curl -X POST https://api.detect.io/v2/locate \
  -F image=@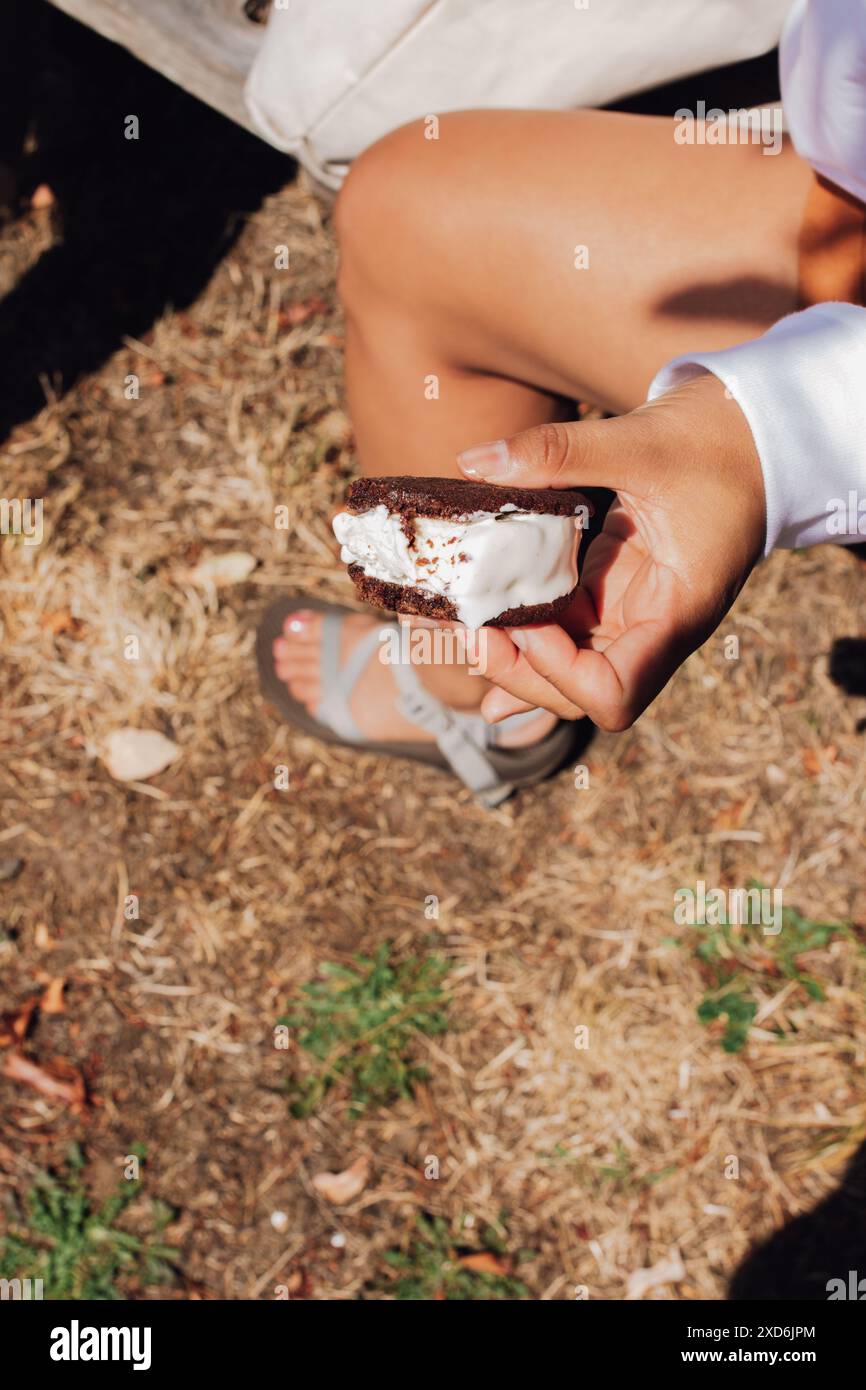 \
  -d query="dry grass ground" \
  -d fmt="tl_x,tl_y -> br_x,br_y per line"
1,6 -> 866,1301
